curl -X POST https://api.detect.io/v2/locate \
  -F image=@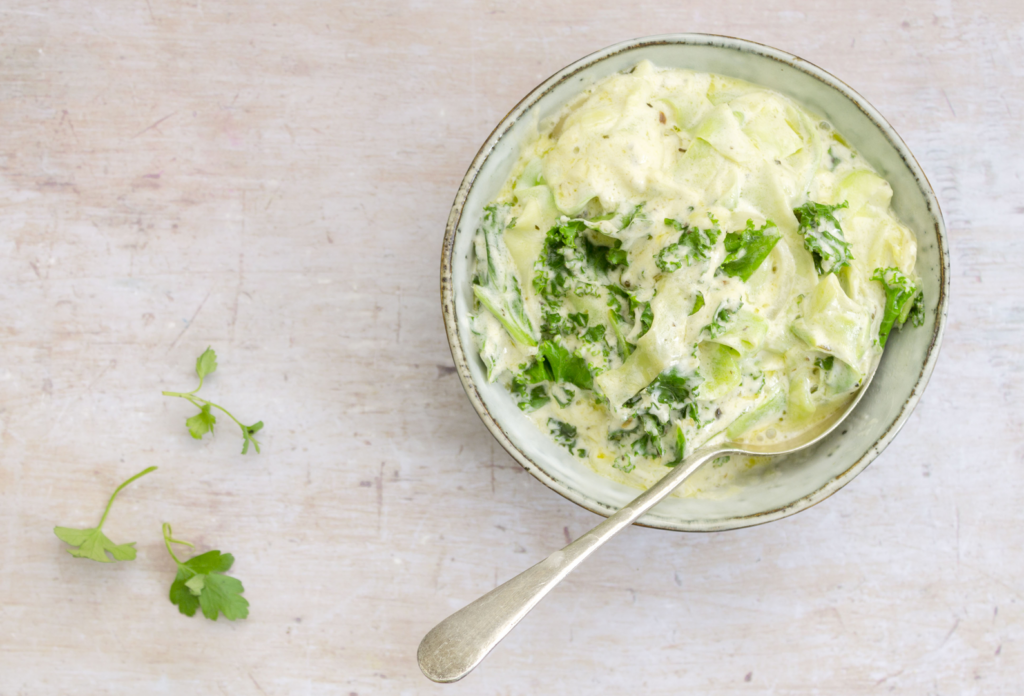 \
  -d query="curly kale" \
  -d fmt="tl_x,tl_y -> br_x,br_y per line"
793,200 -> 853,276
472,204 -> 537,346
718,219 -> 781,281
656,216 -> 721,272
871,267 -> 925,347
